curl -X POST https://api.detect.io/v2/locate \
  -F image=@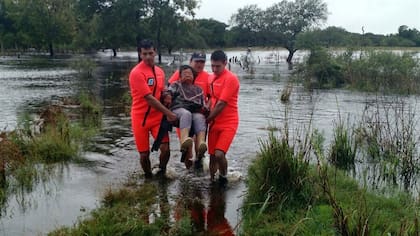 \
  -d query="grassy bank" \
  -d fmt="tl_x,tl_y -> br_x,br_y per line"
241,123 -> 420,235
242,160 -> 418,235
0,91 -> 101,194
